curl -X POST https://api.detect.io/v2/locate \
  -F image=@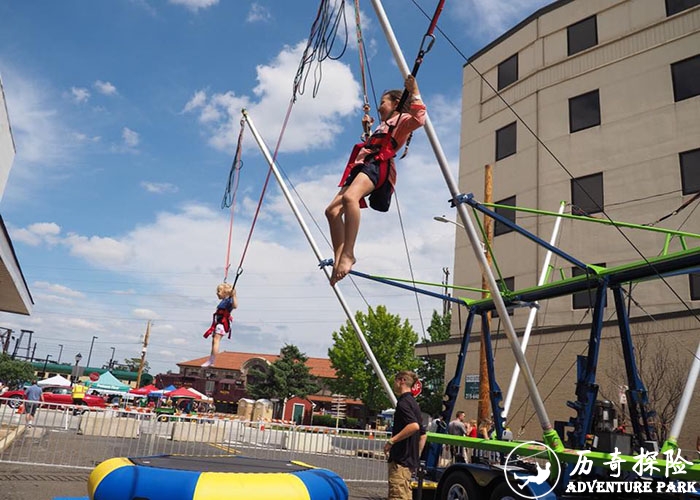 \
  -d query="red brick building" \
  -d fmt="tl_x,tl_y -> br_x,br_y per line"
155,350 -> 363,425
